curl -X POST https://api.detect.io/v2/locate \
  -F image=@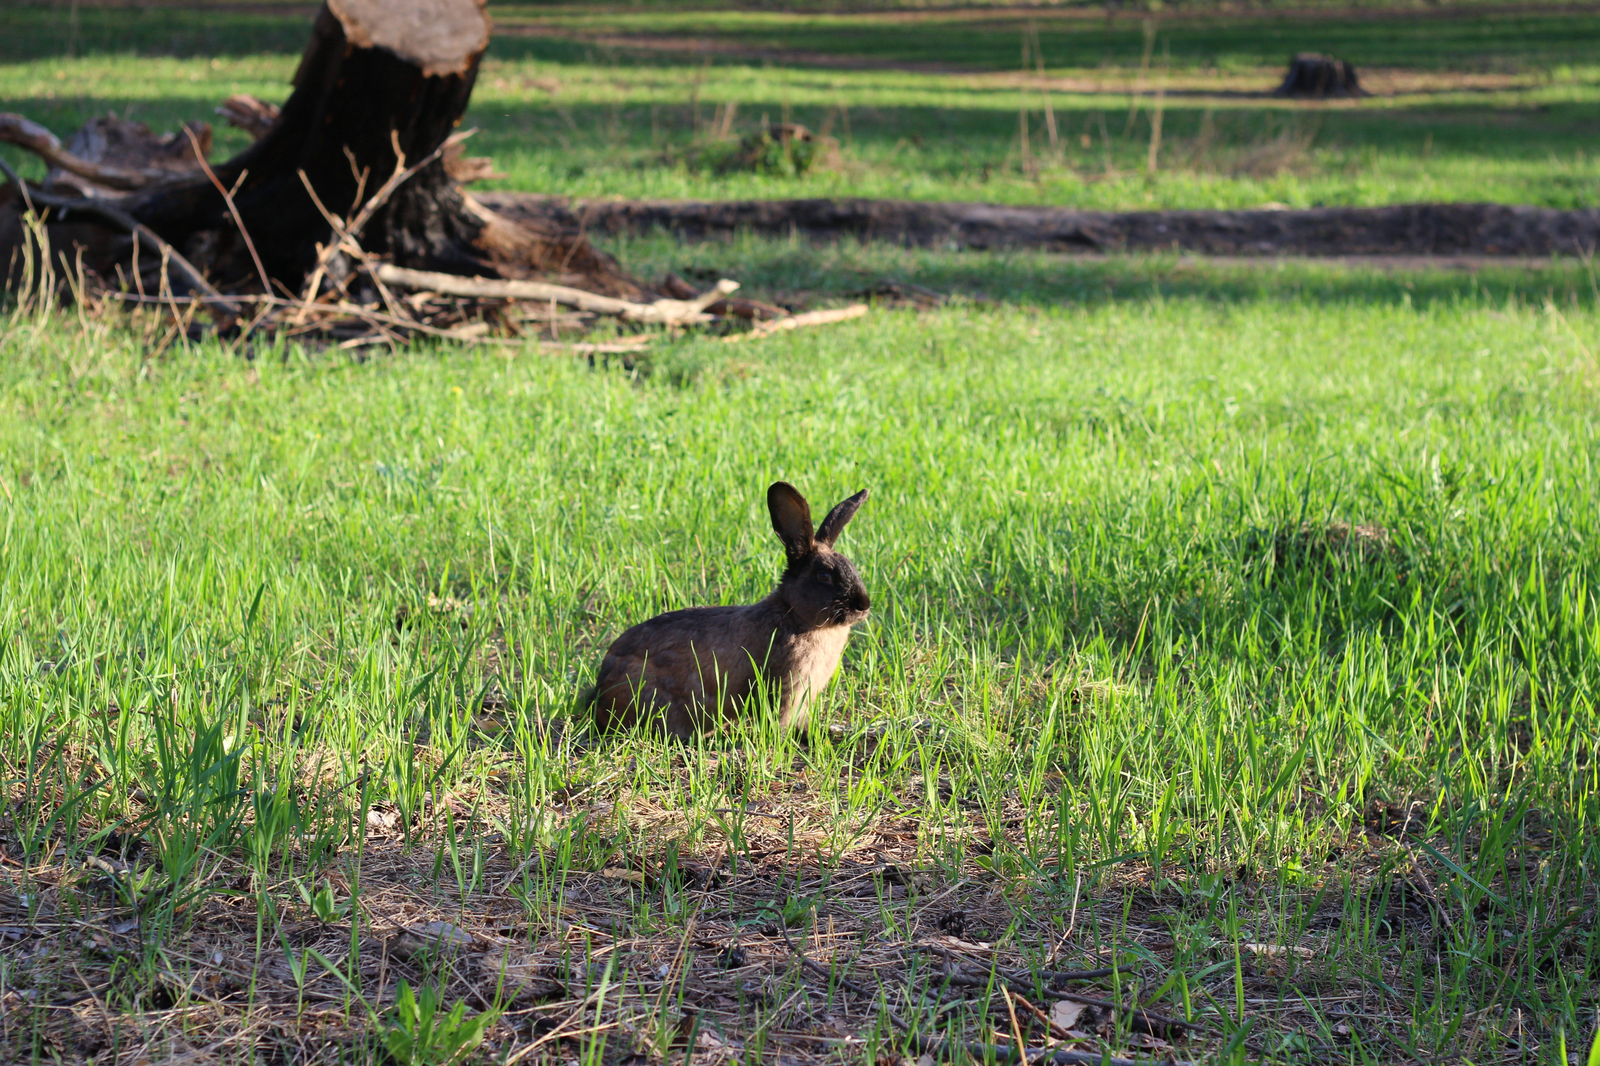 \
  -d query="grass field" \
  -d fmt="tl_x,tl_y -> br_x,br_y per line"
4,3 -> 1600,210
5,1 -> 1600,1063
3,245 -> 1600,1062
